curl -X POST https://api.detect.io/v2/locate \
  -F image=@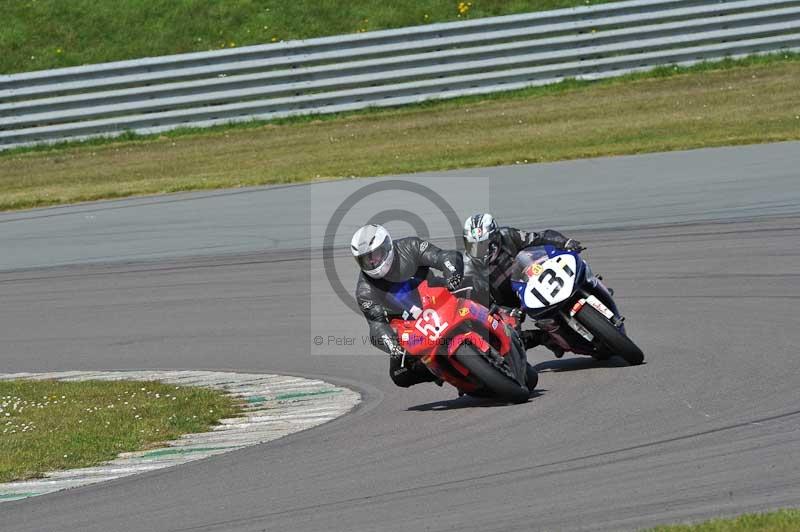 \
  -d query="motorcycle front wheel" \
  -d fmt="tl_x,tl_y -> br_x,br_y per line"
575,305 -> 644,365
454,344 -> 530,404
